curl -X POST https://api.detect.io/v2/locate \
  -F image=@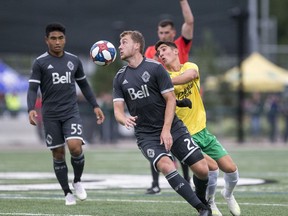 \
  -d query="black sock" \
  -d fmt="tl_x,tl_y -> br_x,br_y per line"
181,163 -> 190,182
71,152 -> 85,183
53,159 -> 70,195
193,174 -> 209,204
151,163 -> 159,187
165,170 -> 203,209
